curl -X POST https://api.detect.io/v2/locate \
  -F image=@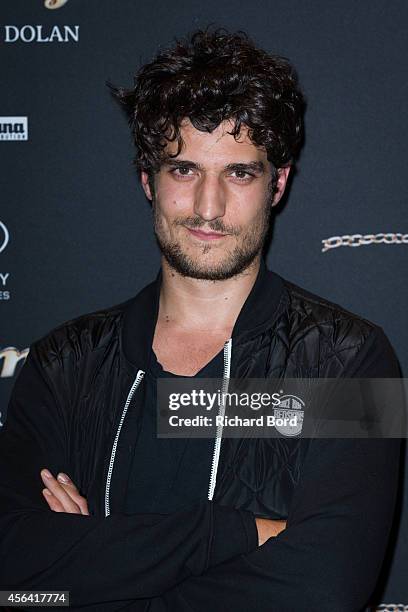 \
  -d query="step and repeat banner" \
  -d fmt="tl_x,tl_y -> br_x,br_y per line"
1,0 -> 407,609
